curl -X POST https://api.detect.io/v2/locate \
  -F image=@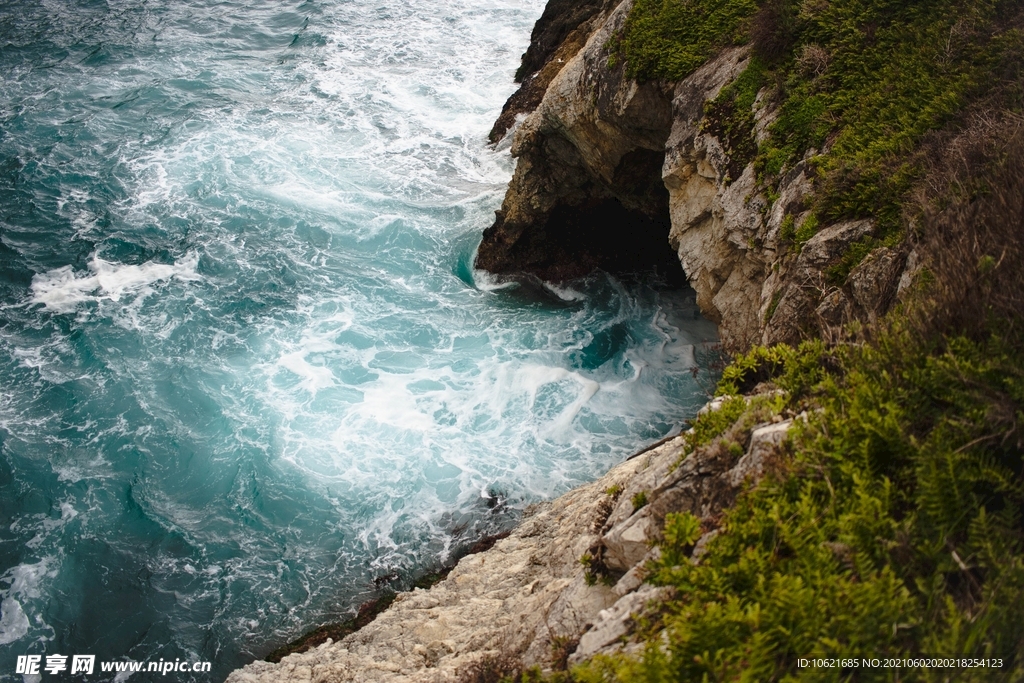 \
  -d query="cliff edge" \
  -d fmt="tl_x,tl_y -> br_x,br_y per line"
228,395 -> 790,682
